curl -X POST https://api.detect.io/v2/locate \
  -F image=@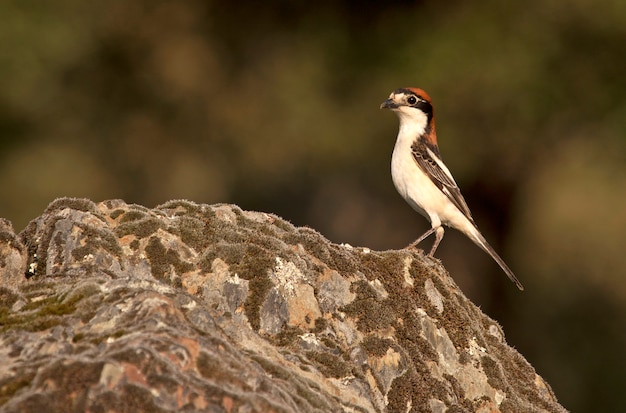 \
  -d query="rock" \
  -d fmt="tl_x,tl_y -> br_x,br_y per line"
0,198 -> 567,412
